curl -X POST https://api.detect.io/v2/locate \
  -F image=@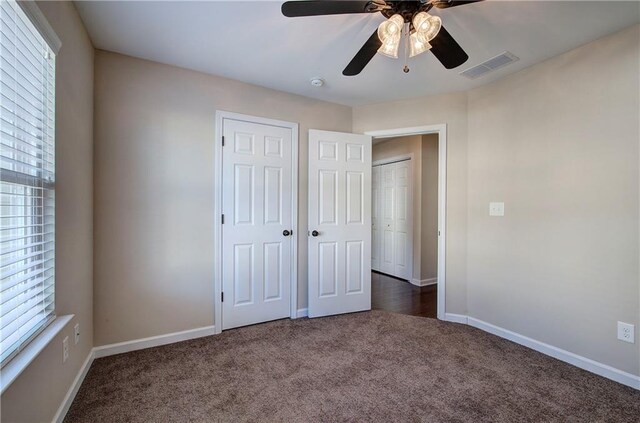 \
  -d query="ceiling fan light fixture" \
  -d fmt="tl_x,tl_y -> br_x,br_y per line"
377,14 -> 403,58
412,12 -> 442,42
409,32 -> 432,58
